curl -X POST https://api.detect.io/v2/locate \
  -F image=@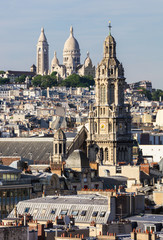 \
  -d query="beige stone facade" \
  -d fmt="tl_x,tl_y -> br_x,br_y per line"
99,165 -> 140,183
